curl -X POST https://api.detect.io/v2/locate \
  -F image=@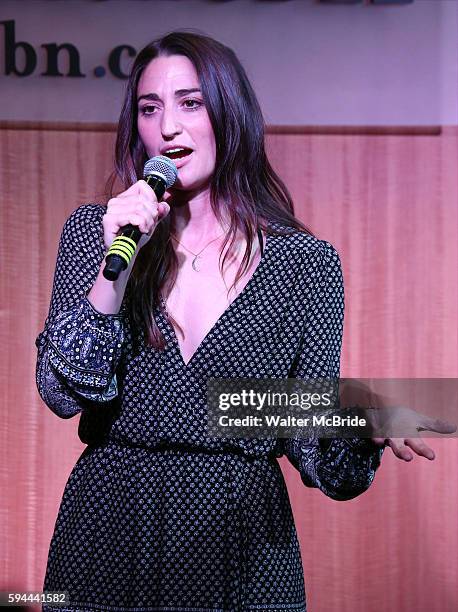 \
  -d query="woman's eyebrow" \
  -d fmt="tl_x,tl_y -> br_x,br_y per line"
137,88 -> 201,103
